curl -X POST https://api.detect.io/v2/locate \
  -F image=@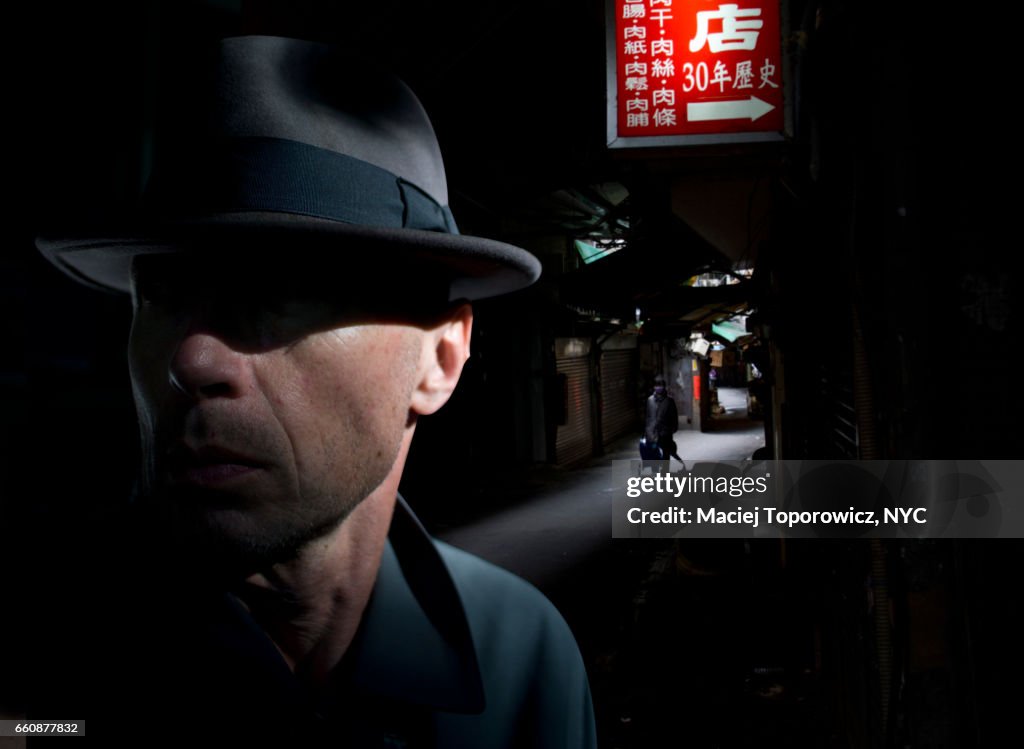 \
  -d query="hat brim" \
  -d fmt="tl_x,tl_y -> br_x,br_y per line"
36,212 -> 541,302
